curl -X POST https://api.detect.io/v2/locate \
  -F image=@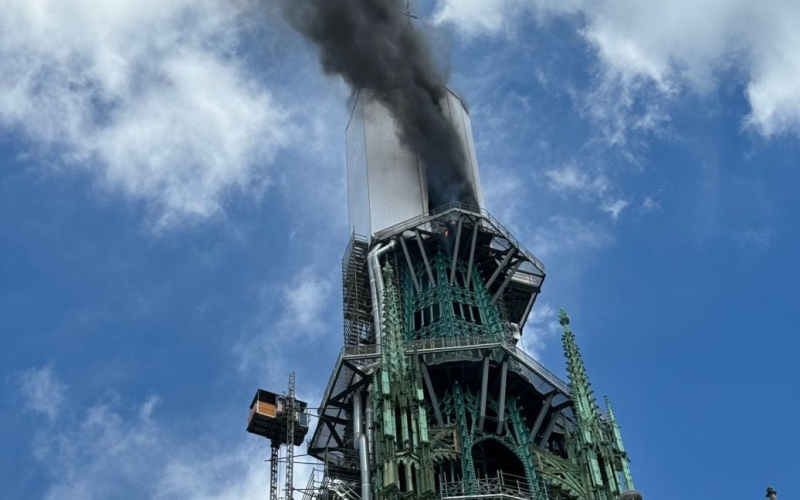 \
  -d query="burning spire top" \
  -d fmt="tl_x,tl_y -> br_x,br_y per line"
283,0 -> 478,209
